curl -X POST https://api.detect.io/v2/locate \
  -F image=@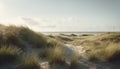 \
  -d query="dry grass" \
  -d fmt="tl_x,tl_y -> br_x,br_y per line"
57,35 -> 73,41
88,49 -> 98,61
47,38 -> 63,48
18,54 -> 40,69
48,34 -> 73,44
101,43 -> 120,61
88,43 -> 120,62
70,54 -> 79,68
39,48 -> 49,59
0,25 -> 70,68
0,25 -> 47,48
0,26 -> 24,48
72,32 -> 120,46
18,27 -> 47,48
70,32 -> 120,62
47,46 -> 66,64
0,45 -> 22,63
